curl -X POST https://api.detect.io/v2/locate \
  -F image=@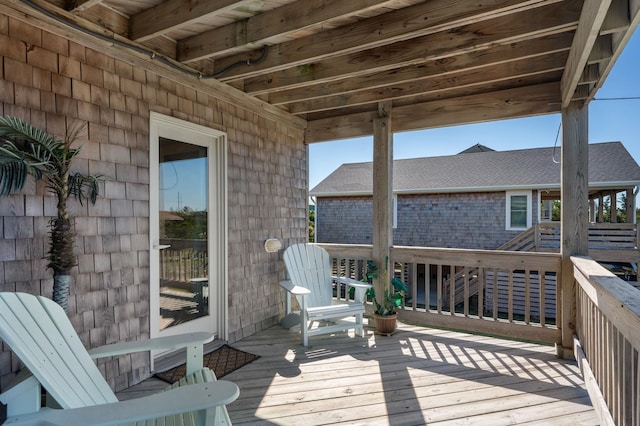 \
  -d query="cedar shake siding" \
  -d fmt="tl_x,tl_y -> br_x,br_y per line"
316,196 -> 374,244
317,192 -> 535,250
0,15 -> 306,392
